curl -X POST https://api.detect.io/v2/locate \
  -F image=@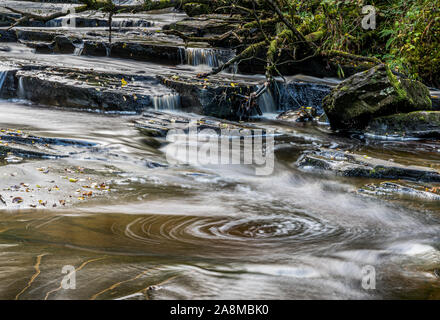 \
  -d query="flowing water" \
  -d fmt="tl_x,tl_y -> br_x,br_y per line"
0,99 -> 439,300
1,12 -> 440,299
152,93 -> 181,111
